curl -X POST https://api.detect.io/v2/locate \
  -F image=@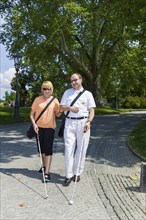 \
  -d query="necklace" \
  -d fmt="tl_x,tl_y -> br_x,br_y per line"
42,95 -> 50,100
